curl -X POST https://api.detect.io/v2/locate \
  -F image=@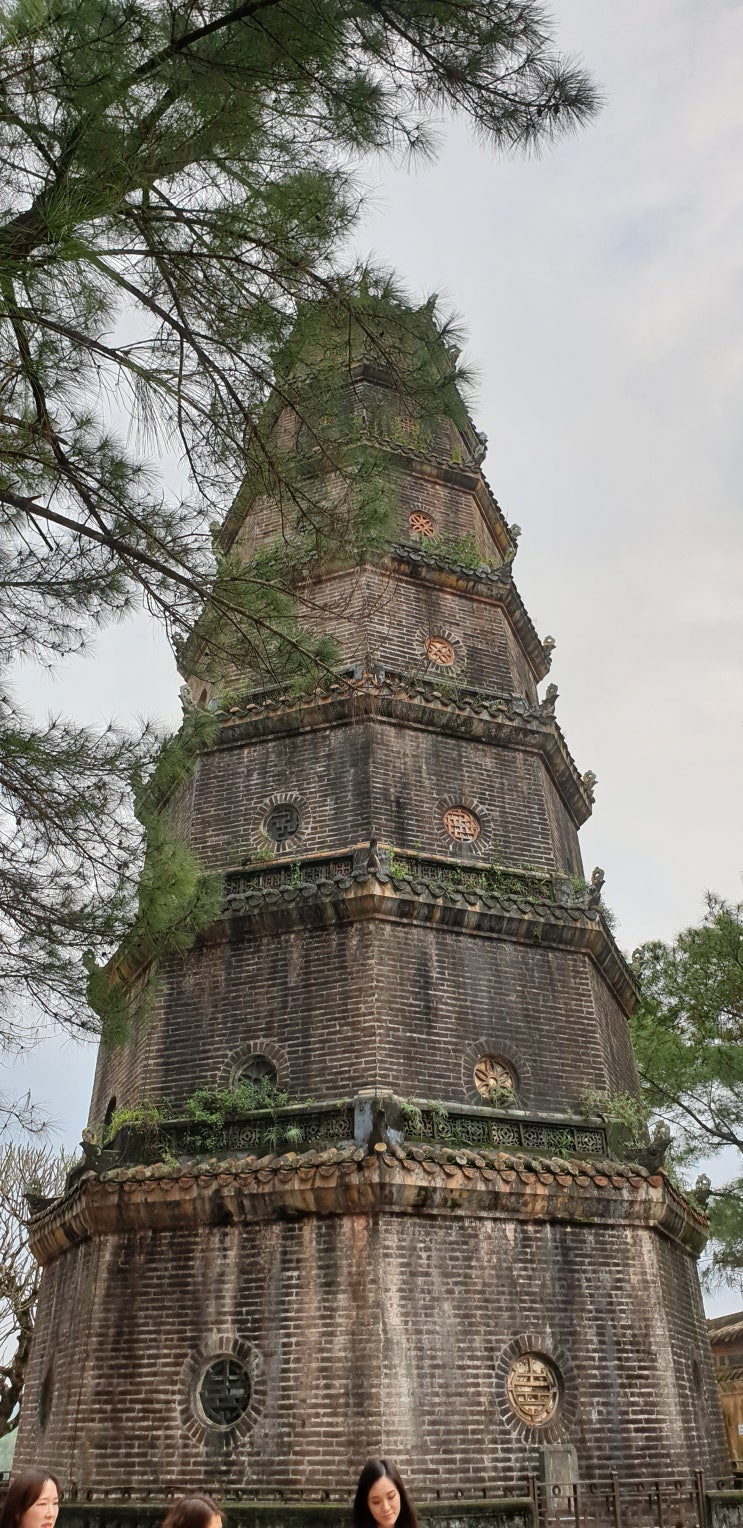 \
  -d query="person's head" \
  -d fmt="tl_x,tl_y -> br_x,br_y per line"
162,1496 -> 222,1528
0,1471 -> 60,1528
352,1460 -> 418,1528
